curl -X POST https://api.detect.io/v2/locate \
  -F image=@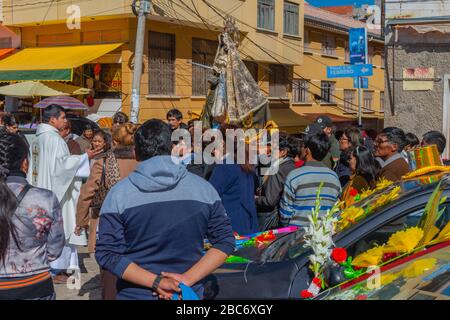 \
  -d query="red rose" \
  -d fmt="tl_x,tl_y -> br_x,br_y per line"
331,248 -> 348,264
301,290 -> 314,299
356,295 -> 367,300
312,277 -> 323,287
349,188 -> 359,197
